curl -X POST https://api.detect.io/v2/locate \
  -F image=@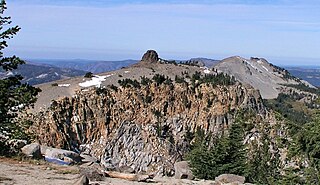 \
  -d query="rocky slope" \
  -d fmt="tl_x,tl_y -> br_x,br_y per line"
214,56 -> 315,99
